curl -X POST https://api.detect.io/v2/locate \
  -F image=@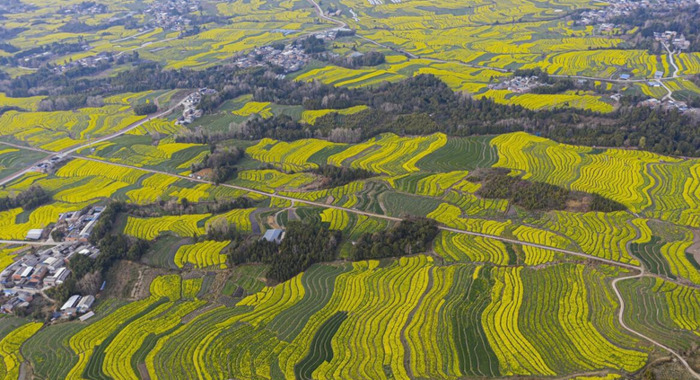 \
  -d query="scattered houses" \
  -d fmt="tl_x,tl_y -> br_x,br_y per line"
60,294 -> 81,311
52,52 -> 115,74
489,76 -> 542,93
144,0 -> 200,31
0,240 -> 101,316
176,88 -> 216,125
0,206 -> 105,316
654,31 -> 691,50
639,98 -> 690,112
29,155 -> 67,175
233,44 -> 310,73
577,0 -> 697,26
55,206 -> 105,243
76,295 -> 95,313
58,2 -> 108,15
